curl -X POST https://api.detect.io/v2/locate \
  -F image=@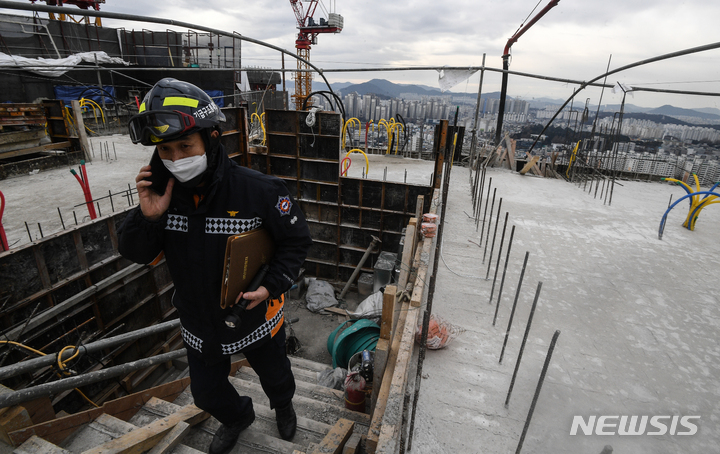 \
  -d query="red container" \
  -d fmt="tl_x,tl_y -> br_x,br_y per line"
344,372 -> 366,412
